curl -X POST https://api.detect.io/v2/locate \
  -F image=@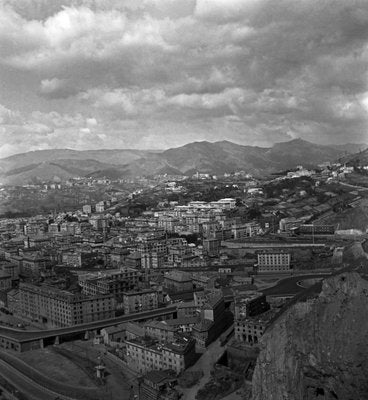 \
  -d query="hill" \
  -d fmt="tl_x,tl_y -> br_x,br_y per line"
1,159 -> 120,185
340,147 -> 368,167
252,272 -> 368,400
0,149 -> 151,174
0,149 -> 155,185
123,139 -> 362,176
0,139 -> 365,185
